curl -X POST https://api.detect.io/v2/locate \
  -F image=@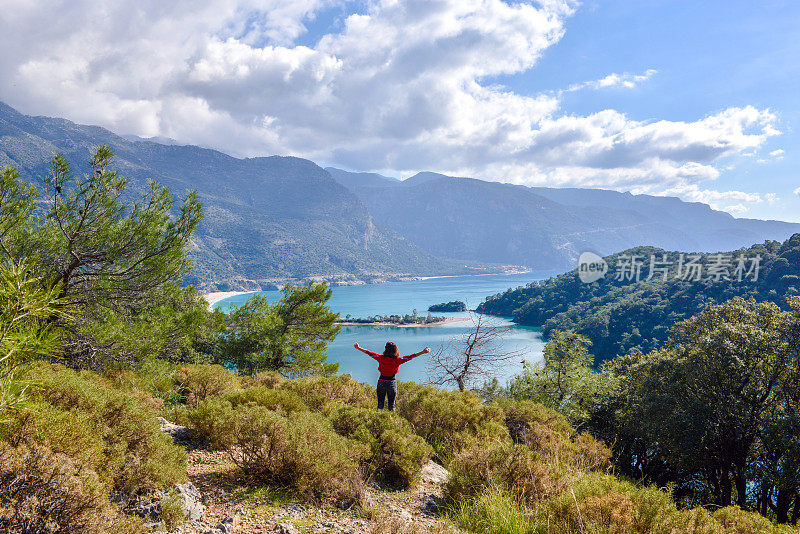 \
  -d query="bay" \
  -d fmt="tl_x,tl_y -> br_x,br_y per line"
213,271 -> 554,386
